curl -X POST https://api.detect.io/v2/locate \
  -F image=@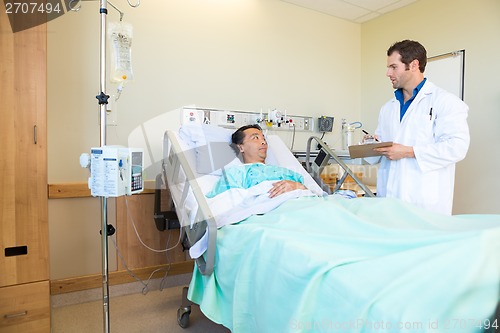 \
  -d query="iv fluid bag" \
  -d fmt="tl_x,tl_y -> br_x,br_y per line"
108,21 -> 134,83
